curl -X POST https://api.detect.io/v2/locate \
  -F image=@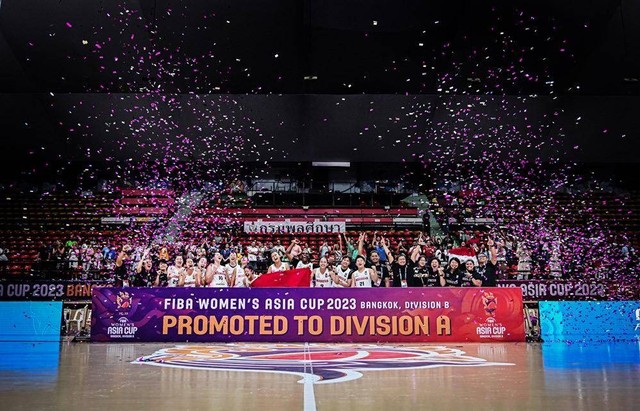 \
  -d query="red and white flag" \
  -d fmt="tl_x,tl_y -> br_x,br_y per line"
251,268 -> 312,288
447,247 -> 477,264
